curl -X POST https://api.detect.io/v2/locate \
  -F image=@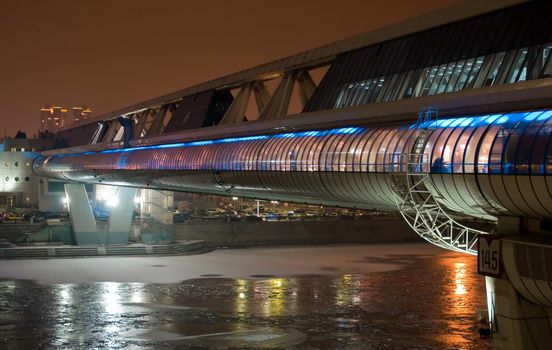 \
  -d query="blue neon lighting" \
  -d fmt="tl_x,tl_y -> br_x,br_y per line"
537,111 -> 552,121
524,111 -> 543,121
55,110 -> 552,160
